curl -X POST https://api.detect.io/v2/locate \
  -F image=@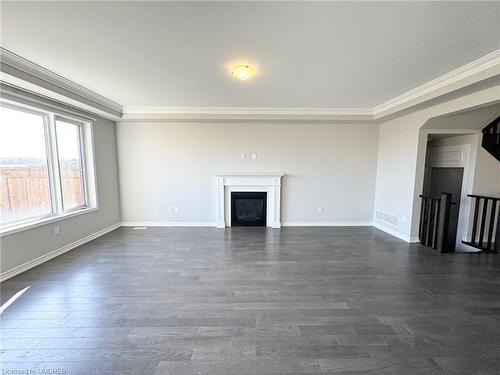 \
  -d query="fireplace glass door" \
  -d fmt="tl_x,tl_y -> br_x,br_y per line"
231,192 -> 267,226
